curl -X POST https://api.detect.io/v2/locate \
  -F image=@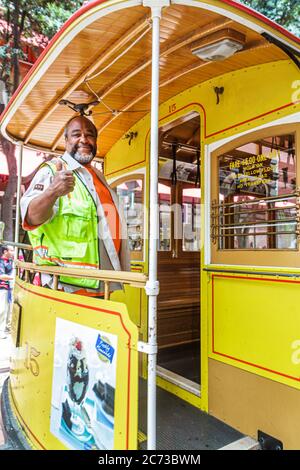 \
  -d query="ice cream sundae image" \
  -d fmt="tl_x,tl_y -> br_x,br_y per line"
61,337 -> 92,443
67,338 -> 89,404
